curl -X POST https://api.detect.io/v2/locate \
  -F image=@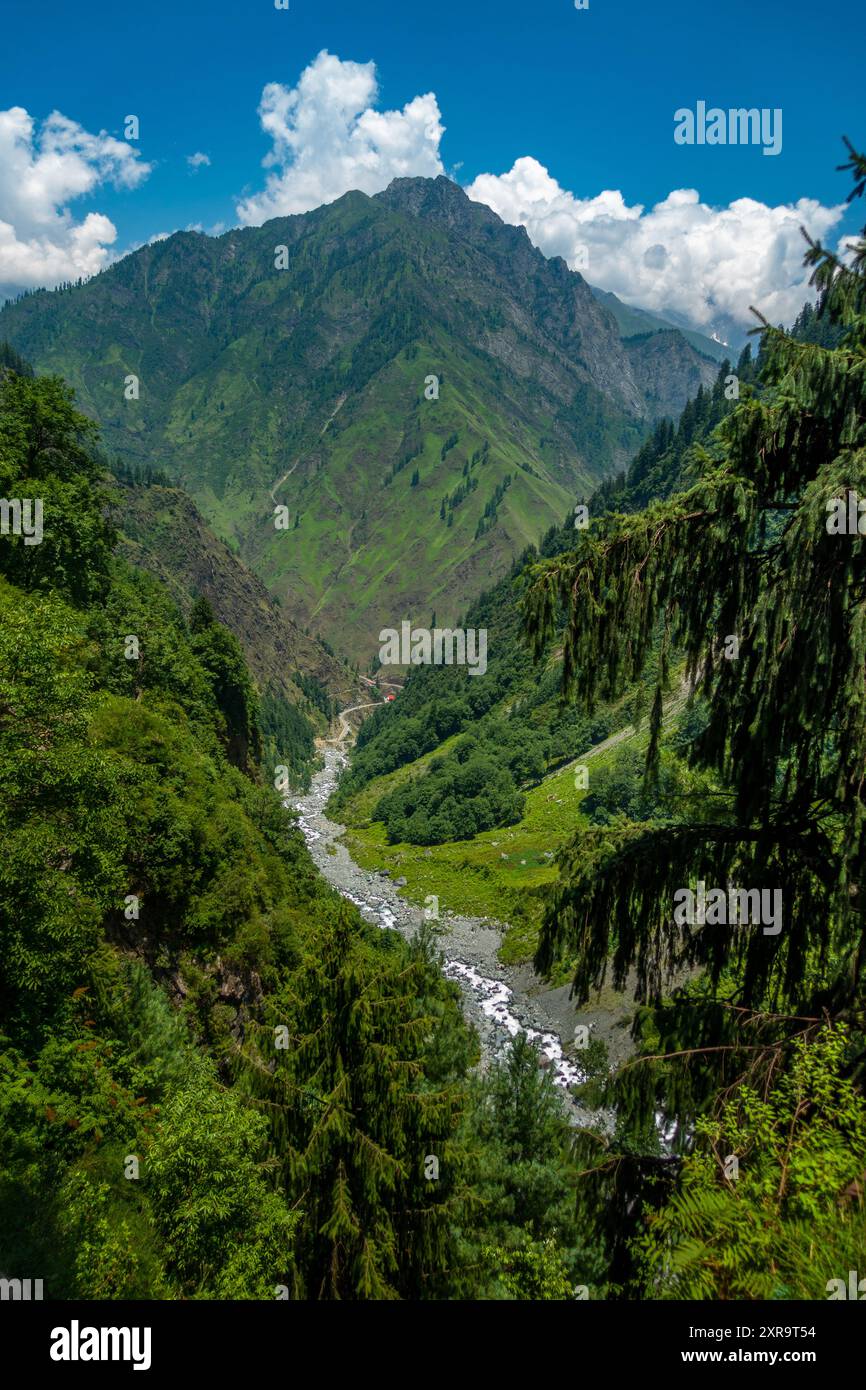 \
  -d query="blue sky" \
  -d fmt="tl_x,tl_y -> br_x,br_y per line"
2,0 -> 864,336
